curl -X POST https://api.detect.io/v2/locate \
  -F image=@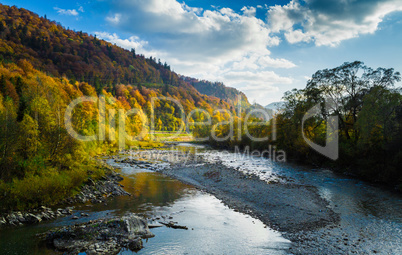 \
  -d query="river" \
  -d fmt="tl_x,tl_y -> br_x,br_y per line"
0,143 -> 401,254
